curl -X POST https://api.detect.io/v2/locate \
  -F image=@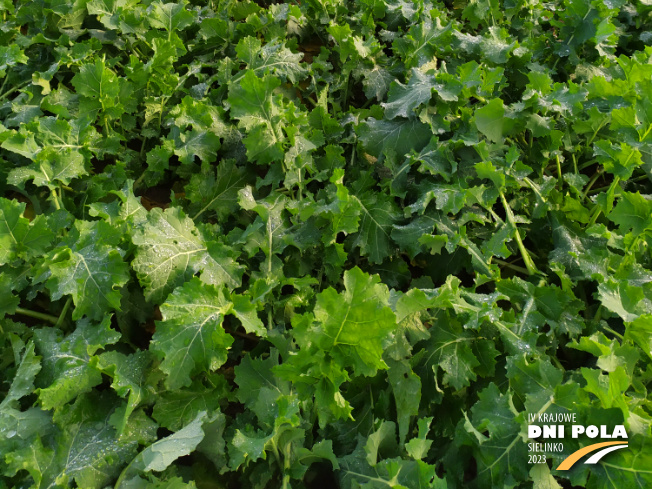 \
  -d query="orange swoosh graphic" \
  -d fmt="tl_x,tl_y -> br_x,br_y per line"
556,441 -> 628,470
